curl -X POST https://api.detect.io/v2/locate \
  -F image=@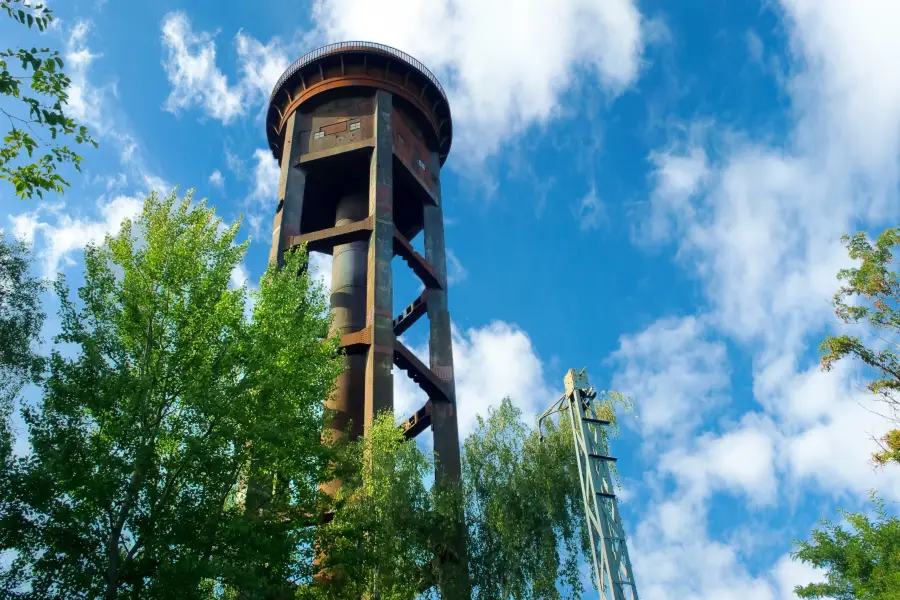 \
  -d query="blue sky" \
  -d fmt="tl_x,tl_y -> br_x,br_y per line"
3,0 -> 900,598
